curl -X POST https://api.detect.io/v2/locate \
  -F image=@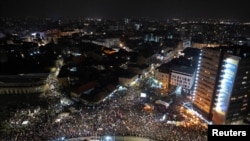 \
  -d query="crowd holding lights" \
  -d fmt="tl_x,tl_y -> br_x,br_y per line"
1,74 -> 208,141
